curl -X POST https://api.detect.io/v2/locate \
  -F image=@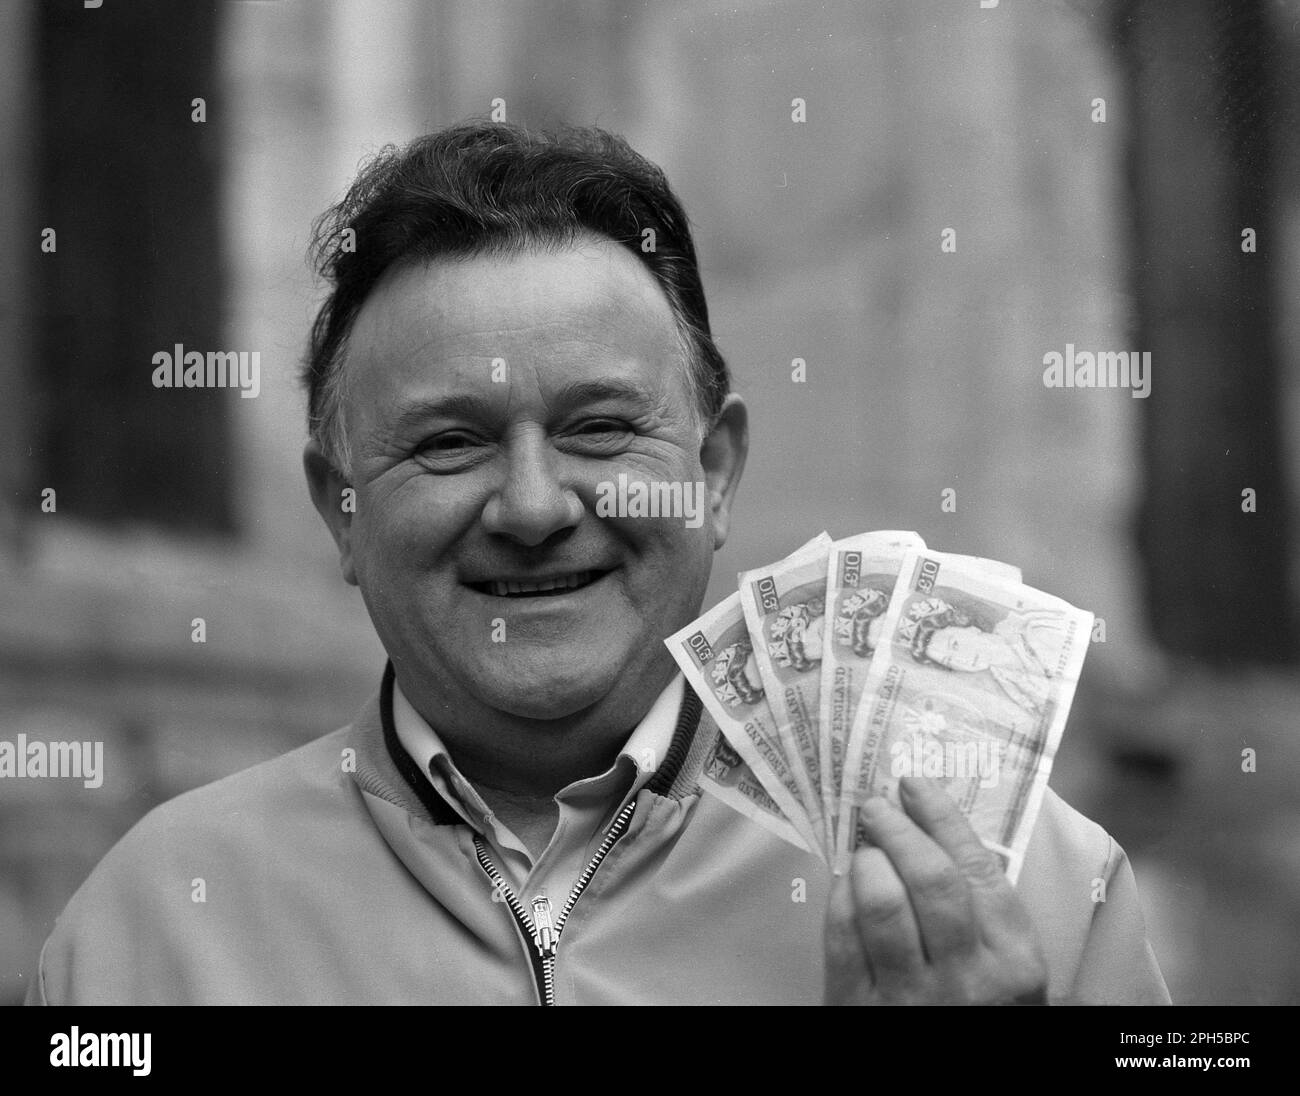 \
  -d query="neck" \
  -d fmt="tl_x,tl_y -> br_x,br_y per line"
443,720 -> 624,802
392,656 -> 678,802
470,779 -> 563,861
